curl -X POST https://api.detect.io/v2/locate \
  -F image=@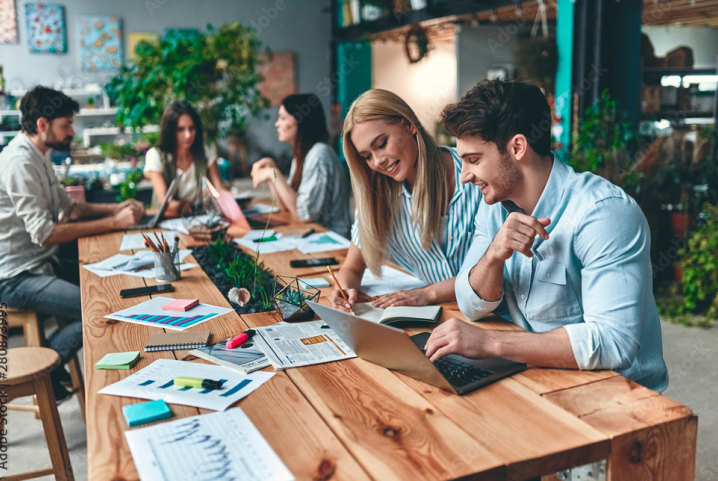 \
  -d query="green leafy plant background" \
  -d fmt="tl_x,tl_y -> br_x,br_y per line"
106,23 -> 269,142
